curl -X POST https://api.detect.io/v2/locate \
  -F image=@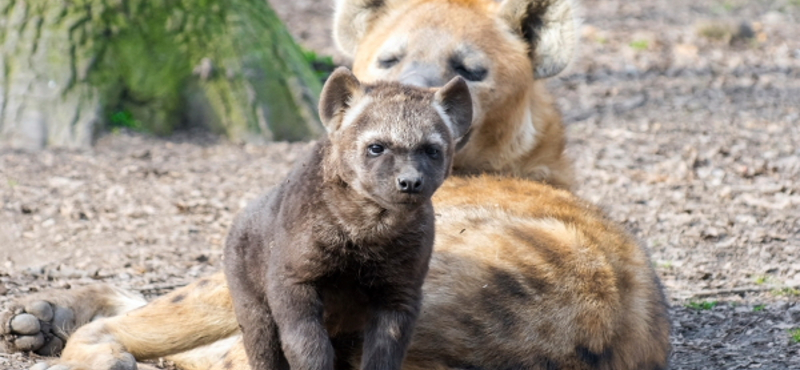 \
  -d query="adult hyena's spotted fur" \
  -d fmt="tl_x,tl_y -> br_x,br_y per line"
2,0 -> 671,369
